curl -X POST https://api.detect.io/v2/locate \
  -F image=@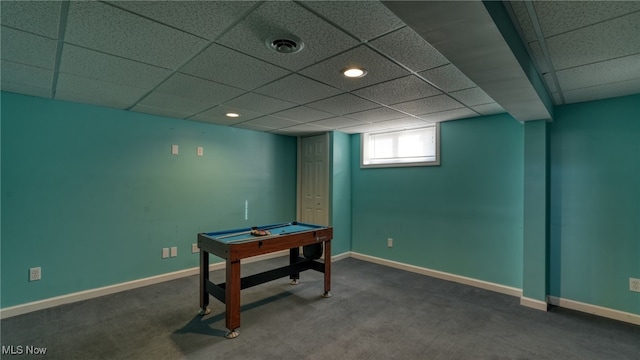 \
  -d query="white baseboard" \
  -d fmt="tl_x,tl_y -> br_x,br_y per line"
331,251 -> 351,262
1,250 -> 290,319
548,296 -> 640,325
350,252 -> 640,325
520,296 -> 549,311
4,251 -> 638,326
350,252 -> 522,297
